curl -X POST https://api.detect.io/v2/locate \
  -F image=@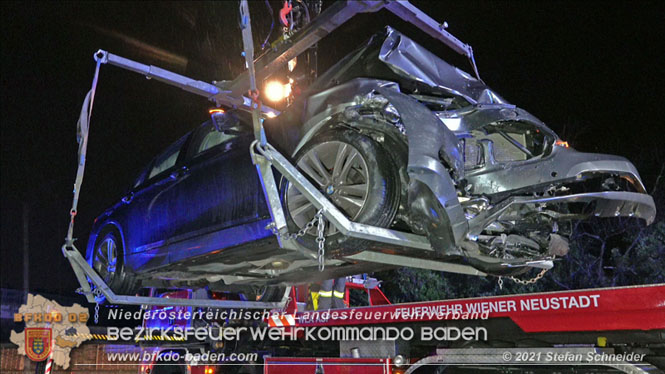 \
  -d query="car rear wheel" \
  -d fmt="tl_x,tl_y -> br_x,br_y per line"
92,228 -> 138,296
283,129 -> 400,257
